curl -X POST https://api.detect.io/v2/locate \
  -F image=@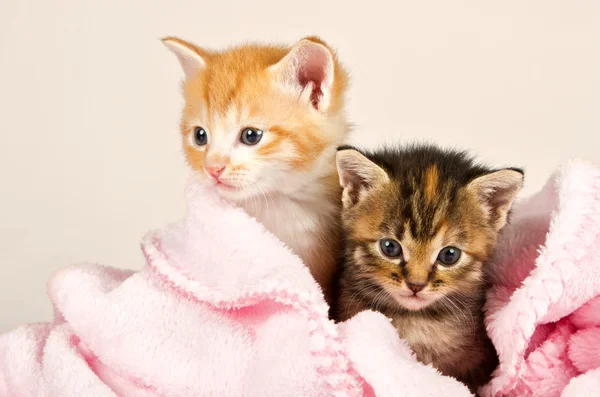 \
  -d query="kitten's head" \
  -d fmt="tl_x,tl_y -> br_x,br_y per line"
336,145 -> 523,312
163,36 -> 349,201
